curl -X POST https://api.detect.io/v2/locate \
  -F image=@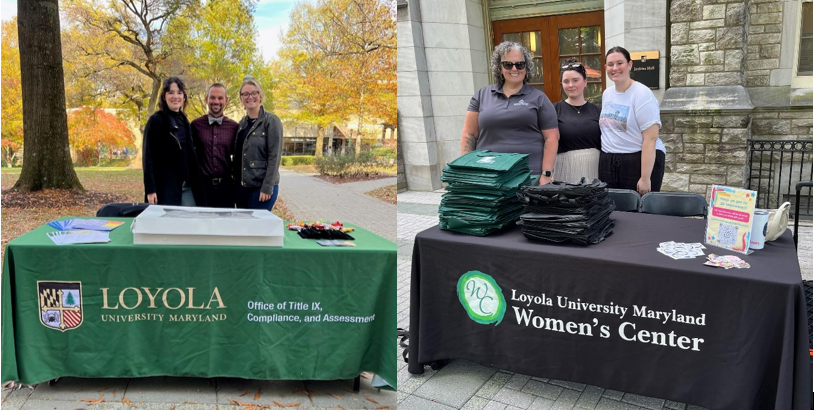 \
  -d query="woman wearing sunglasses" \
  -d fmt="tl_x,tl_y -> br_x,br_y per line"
553,59 -> 601,183
234,75 -> 283,210
461,41 -> 559,185
598,46 -> 665,195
